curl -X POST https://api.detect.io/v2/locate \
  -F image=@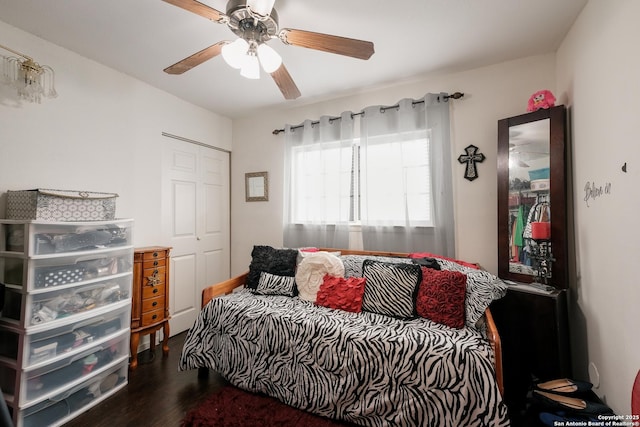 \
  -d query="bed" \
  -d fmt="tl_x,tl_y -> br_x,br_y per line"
179,248 -> 510,427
